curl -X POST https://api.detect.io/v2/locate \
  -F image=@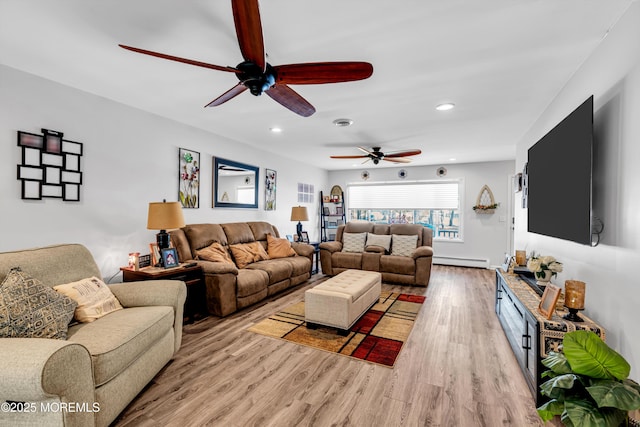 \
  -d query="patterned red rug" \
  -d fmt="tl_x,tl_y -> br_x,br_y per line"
247,291 -> 426,367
